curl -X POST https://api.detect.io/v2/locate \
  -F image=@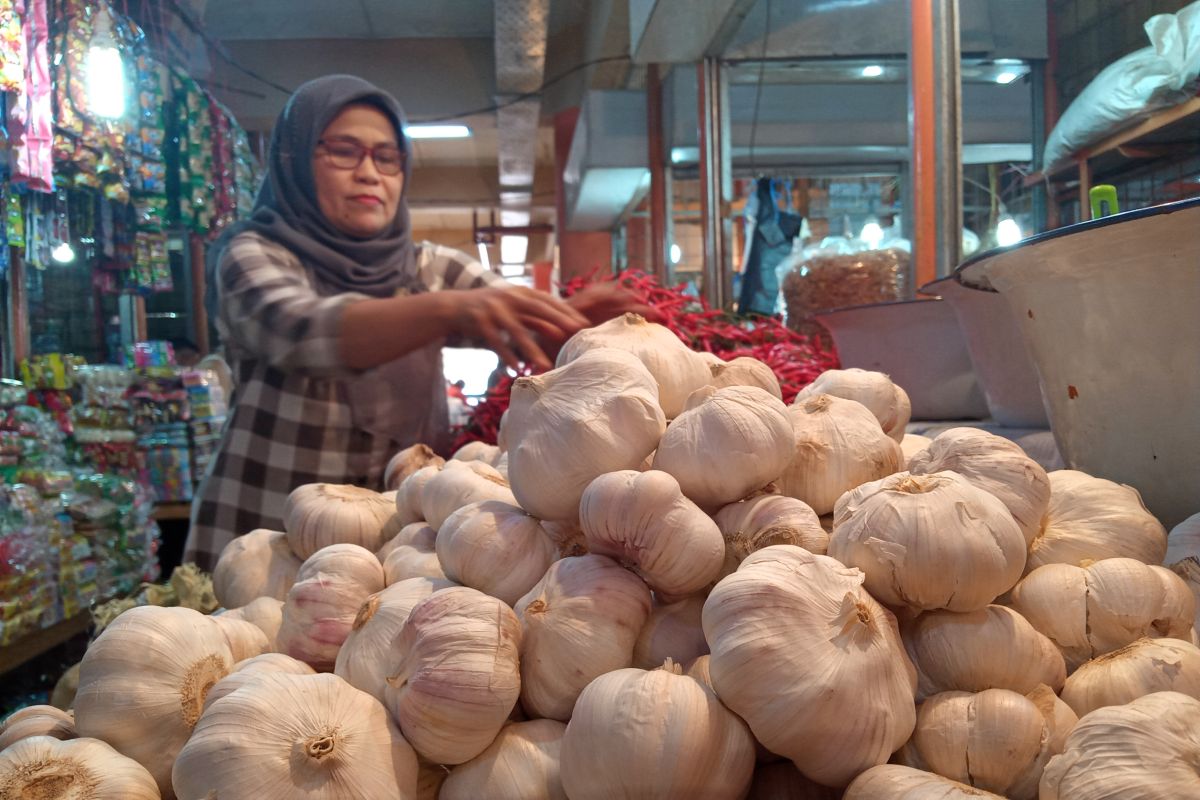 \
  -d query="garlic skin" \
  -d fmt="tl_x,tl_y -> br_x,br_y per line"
1165,511 -> 1200,565
556,312 -> 712,418
515,554 -> 653,721
831,471 -> 1027,613
212,528 -> 303,609
1172,558 -> 1200,641
436,500 -> 559,606
506,347 -> 666,522
633,595 -> 709,670
277,543 -> 385,671
1060,636 -> 1200,717
542,518 -> 589,558
777,394 -> 903,515
174,672 -> 418,800
384,443 -> 445,490
0,705 -> 75,751
907,427 -> 1051,546
652,385 -> 795,508
707,356 -> 783,399
0,735 -> 160,799
221,596 -> 285,651
451,440 -> 503,466
395,464 -> 443,525
441,719 -> 568,800
420,459 -> 517,531
381,522 -> 448,584
579,470 -> 724,597
1009,559 -> 1196,671
1039,691 -> 1200,800
201,652 -> 316,713
899,433 -> 932,467
74,606 -> 234,797
210,614 -> 271,662
559,662 -> 756,800
334,576 -> 454,702
903,605 -> 1066,699
714,494 -> 828,578
385,586 -> 522,765
747,762 -> 843,800
844,764 -> 1006,799
703,546 -> 917,787
1025,683 -> 1080,754
794,368 -> 911,442
1028,470 -> 1168,573
283,483 -> 397,560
